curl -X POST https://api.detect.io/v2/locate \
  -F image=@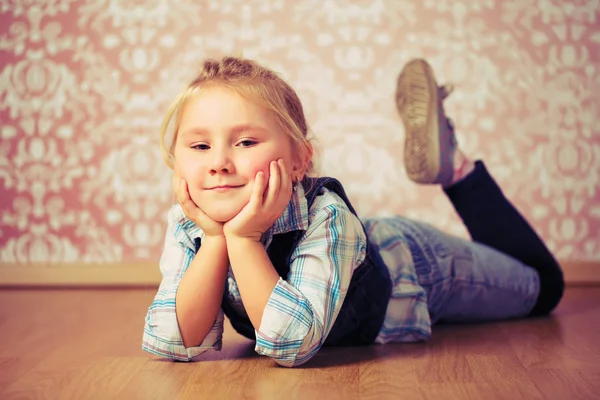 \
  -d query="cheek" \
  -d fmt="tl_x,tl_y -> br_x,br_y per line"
241,149 -> 294,180
239,157 -> 273,179
174,153 -> 206,184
